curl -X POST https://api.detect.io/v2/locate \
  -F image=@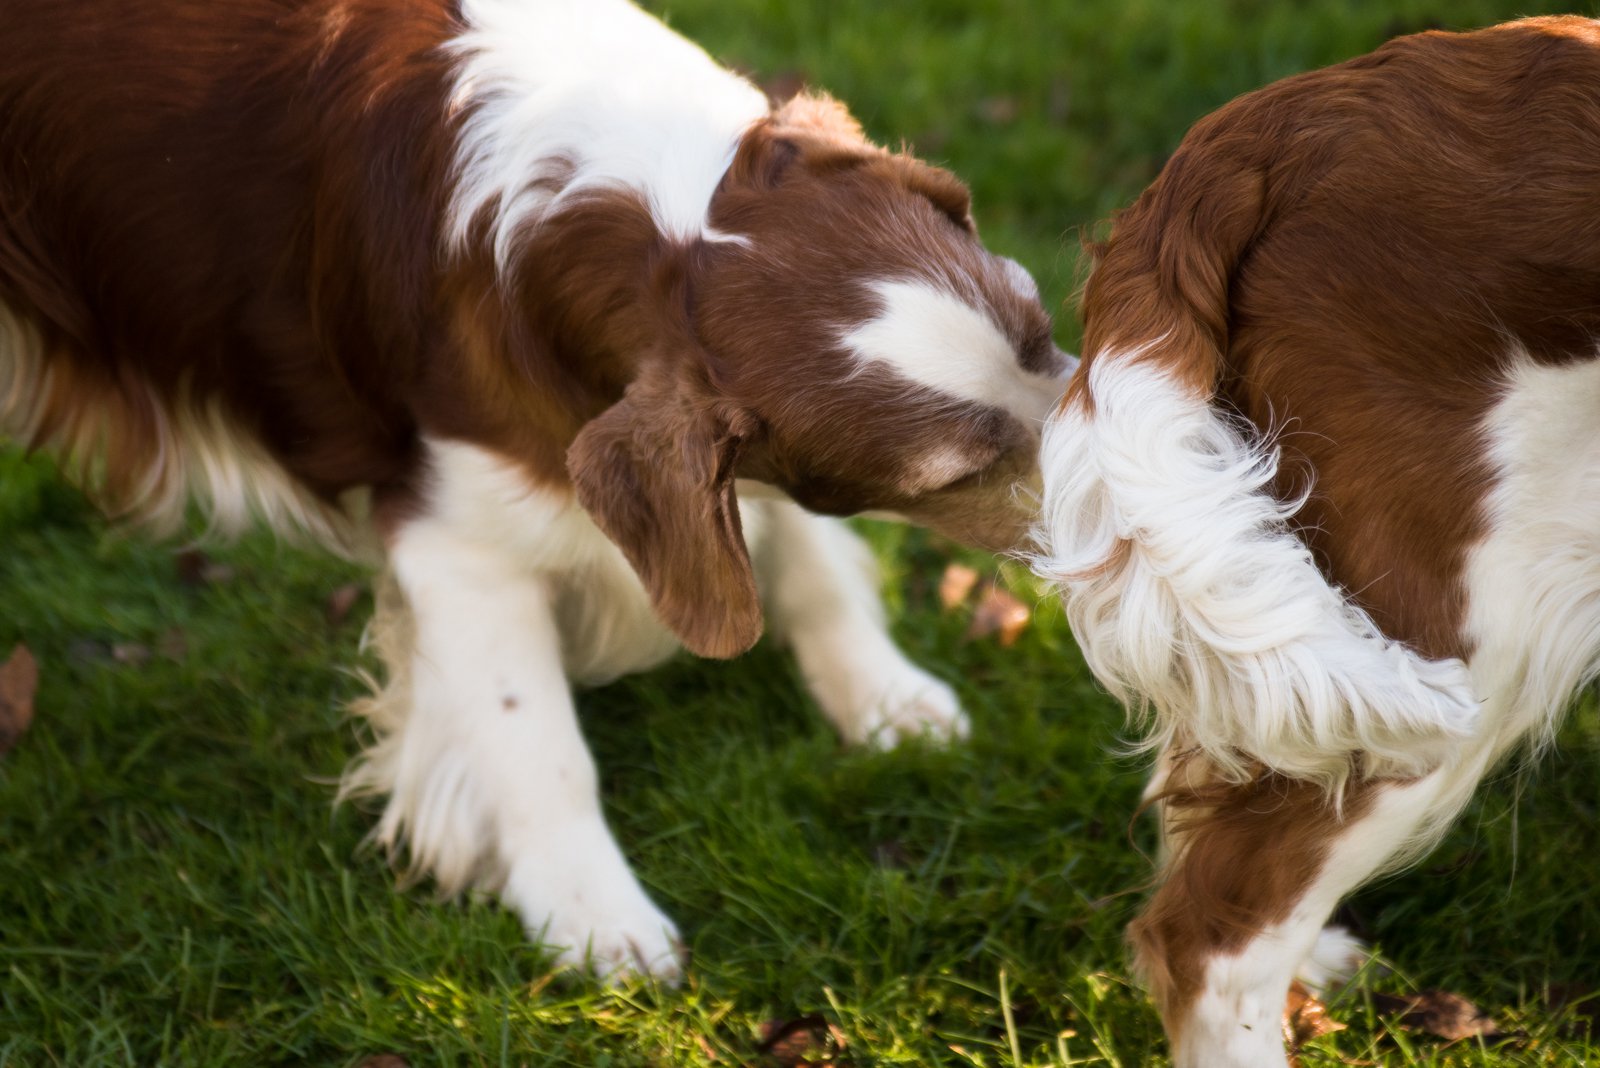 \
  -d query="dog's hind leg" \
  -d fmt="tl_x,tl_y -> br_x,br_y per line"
757,501 -> 968,747
345,442 -> 680,983
1134,747 -> 1495,1068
